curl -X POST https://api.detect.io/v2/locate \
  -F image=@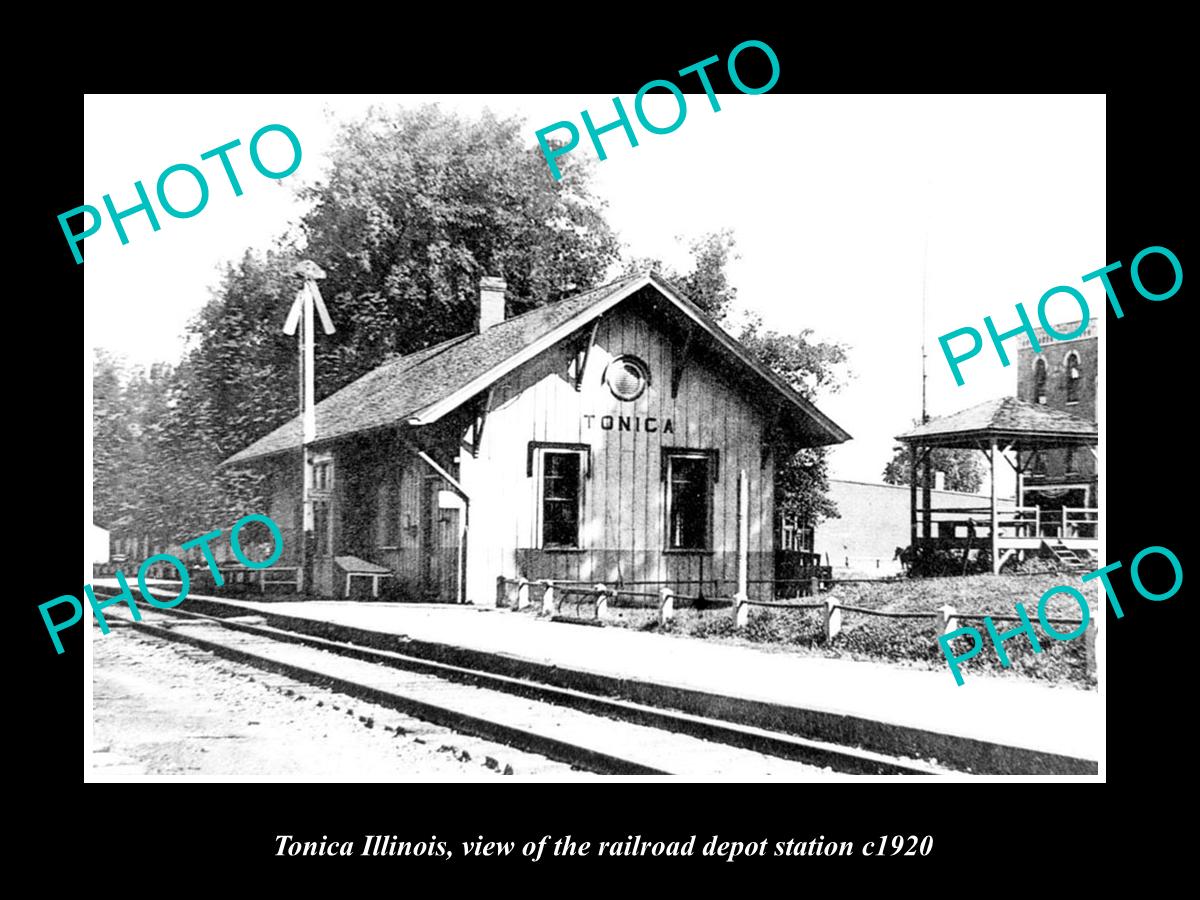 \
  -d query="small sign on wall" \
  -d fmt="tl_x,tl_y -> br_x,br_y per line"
438,490 -> 465,510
